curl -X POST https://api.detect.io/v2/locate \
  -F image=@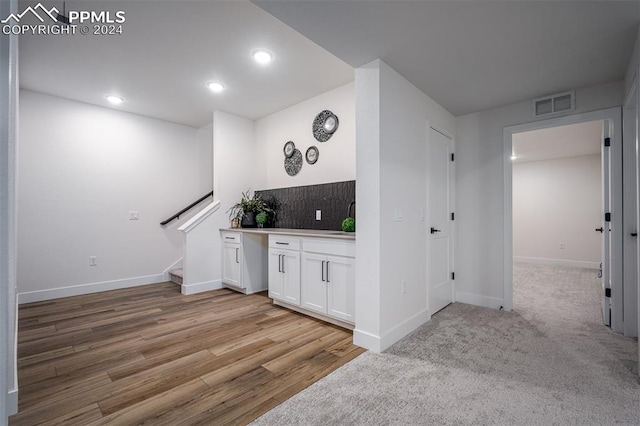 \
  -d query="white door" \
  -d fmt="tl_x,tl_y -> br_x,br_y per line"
301,253 -> 327,314
268,249 -> 283,300
326,255 -> 356,322
601,123 -> 612,326
282,250 -> 301,305
428,128 -> 454,315
222,243 -> 242,288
